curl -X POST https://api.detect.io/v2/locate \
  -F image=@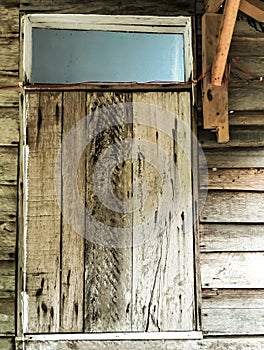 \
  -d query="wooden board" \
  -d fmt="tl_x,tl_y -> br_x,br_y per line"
25,91 -> 62,332
200,168 -> 264,191
0,36 -> 19,71
132,92 -> 195,331
0,221 -> 16,260
0,72 -> 19,107
0,337 -> 14,350
229,83 -> 264,112
19,0 -> 196,15
200,223 -> 264,251
201,252 -> 264,288
0,147 -> 18,184
202,289 -> 264,334
200,191 -> 264,223
0,3 -> 19,34
202,148 -> 264,168
84,92 -> 133,332
199,127 -> 264,148
18,337 -> 264,350
198,111 -> 264,127
201,13 -> 229,143
0,185 -> 17,222
230,36 -> 264,56
0,261 -> 15,334
0,108 -> 19,144
60,91 -> 86,332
